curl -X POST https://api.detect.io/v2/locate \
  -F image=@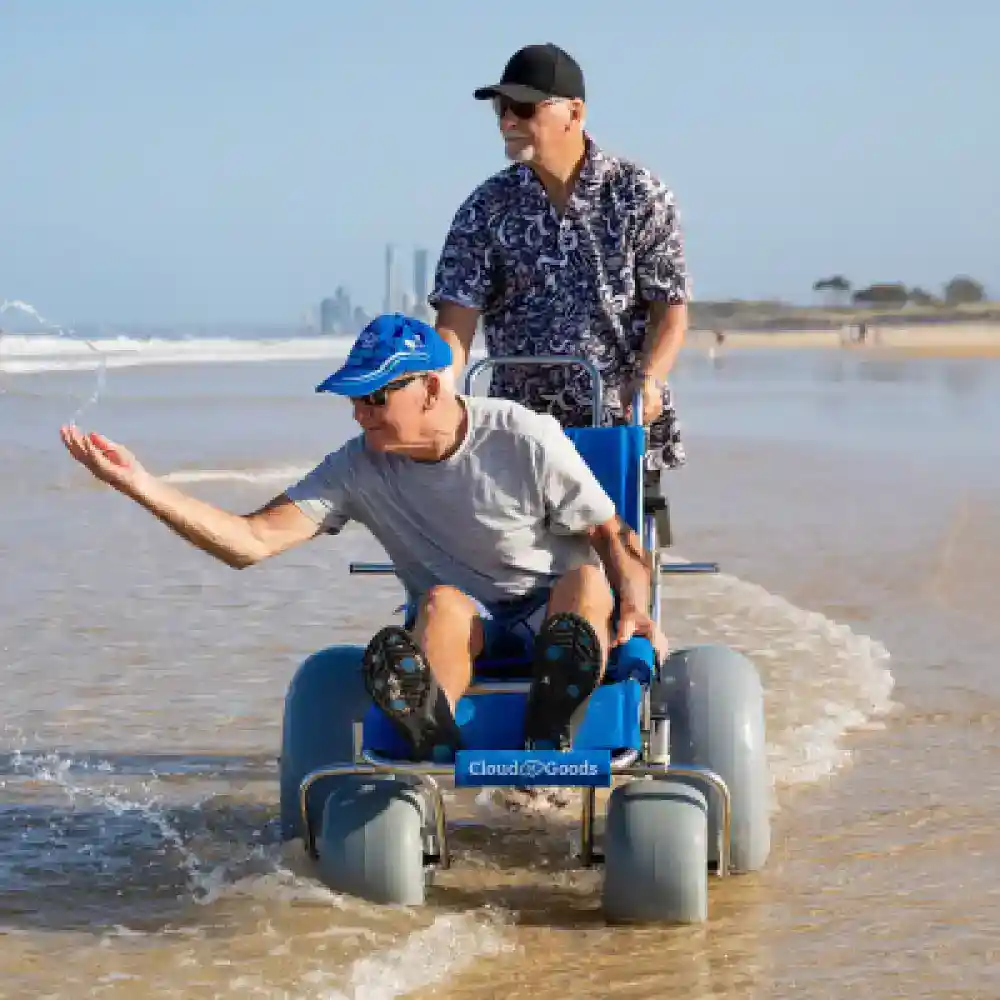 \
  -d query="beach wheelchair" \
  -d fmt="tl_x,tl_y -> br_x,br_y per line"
278,356 -> 771,924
